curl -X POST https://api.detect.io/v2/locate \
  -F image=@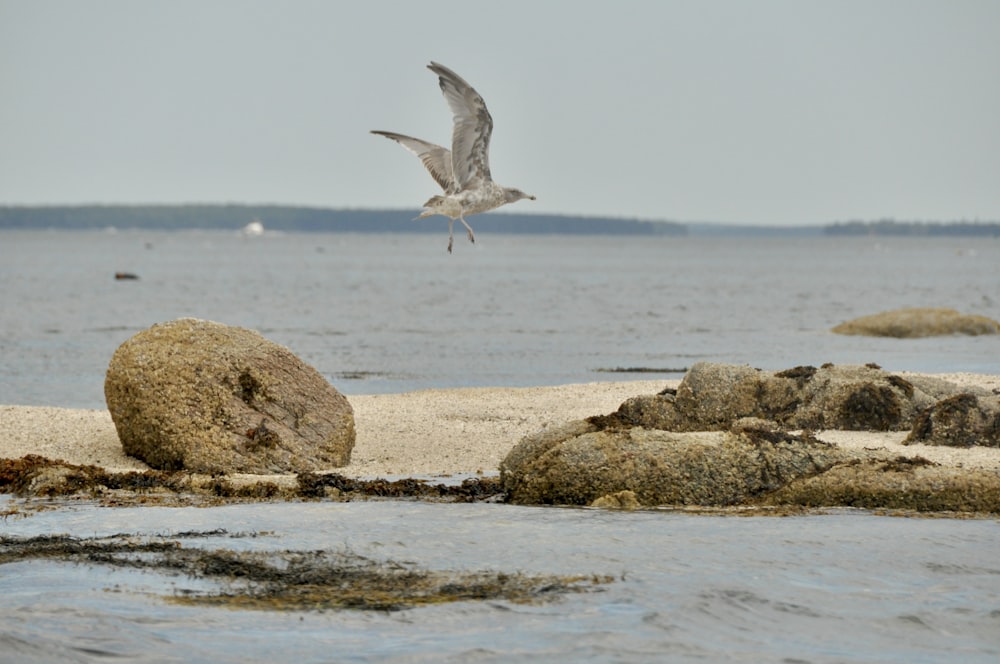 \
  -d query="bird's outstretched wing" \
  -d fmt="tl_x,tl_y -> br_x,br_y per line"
427,62 -> 494,191
370,130 -> 457,194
